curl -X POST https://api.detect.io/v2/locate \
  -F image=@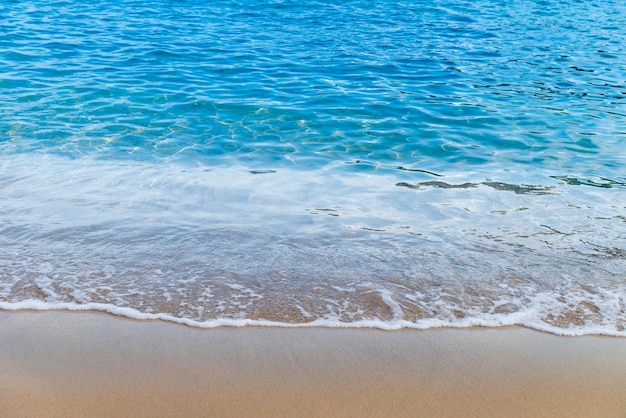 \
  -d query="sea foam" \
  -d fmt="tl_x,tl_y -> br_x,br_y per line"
1,154 -> 625,336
